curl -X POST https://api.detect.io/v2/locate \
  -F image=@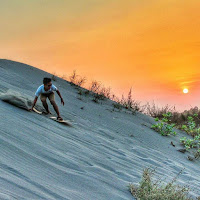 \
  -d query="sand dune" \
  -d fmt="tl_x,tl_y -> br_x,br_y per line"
0,59 -> 199,200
